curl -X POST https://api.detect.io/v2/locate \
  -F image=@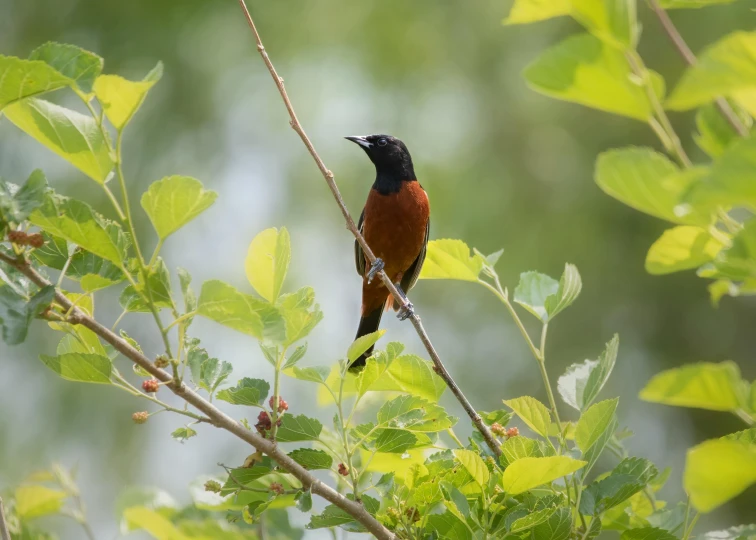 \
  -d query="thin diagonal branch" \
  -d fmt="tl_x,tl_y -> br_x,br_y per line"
648,0 -> 749,138
236,0 -> 502,459
0,252 -> 395,540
